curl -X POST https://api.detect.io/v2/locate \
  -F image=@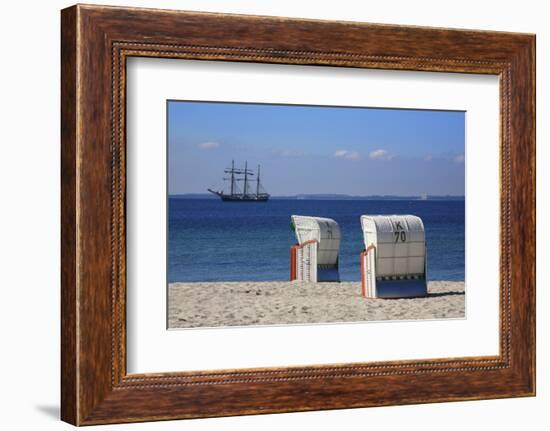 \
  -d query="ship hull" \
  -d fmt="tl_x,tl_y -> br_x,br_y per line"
219,195 -> 269,202
207,188 -> 269,202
